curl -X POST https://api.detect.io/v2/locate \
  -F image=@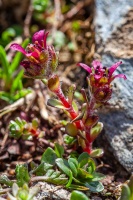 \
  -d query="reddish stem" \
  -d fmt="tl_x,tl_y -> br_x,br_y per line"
84,128 -> 92,154
55,87 -> 82,129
